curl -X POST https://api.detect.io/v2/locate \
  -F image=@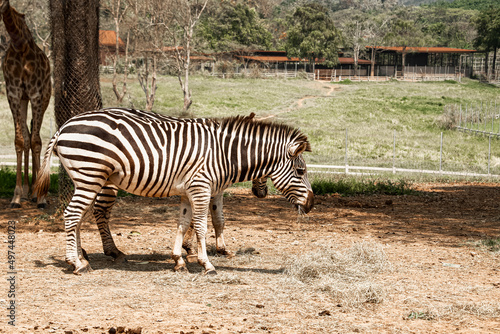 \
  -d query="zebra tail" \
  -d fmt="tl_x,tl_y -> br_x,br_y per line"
34,131 -> 60,200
